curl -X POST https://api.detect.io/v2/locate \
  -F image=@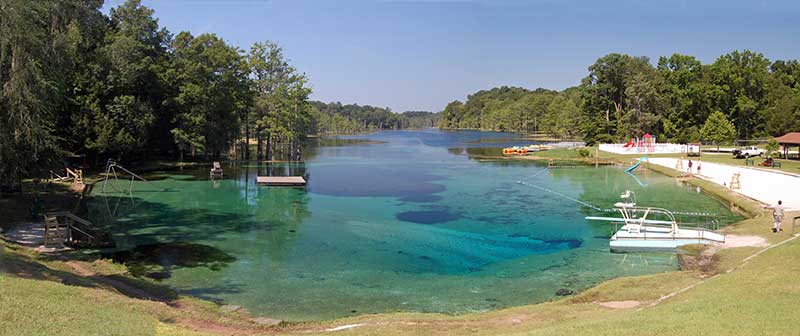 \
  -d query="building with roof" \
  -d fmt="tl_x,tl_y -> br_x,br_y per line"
775,132 -> 800,159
